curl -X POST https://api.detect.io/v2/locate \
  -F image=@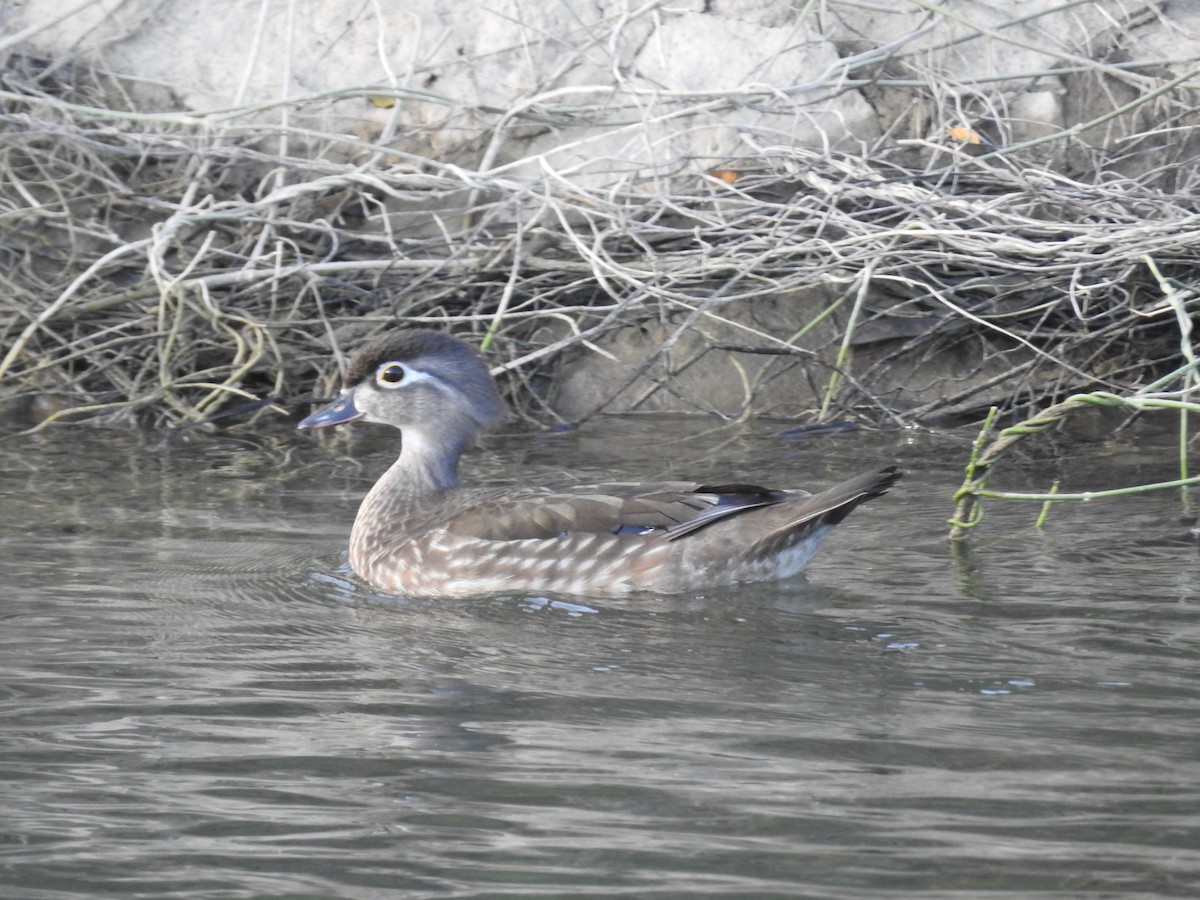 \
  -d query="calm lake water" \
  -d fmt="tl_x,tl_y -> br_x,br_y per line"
2,417 -> 1198,898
